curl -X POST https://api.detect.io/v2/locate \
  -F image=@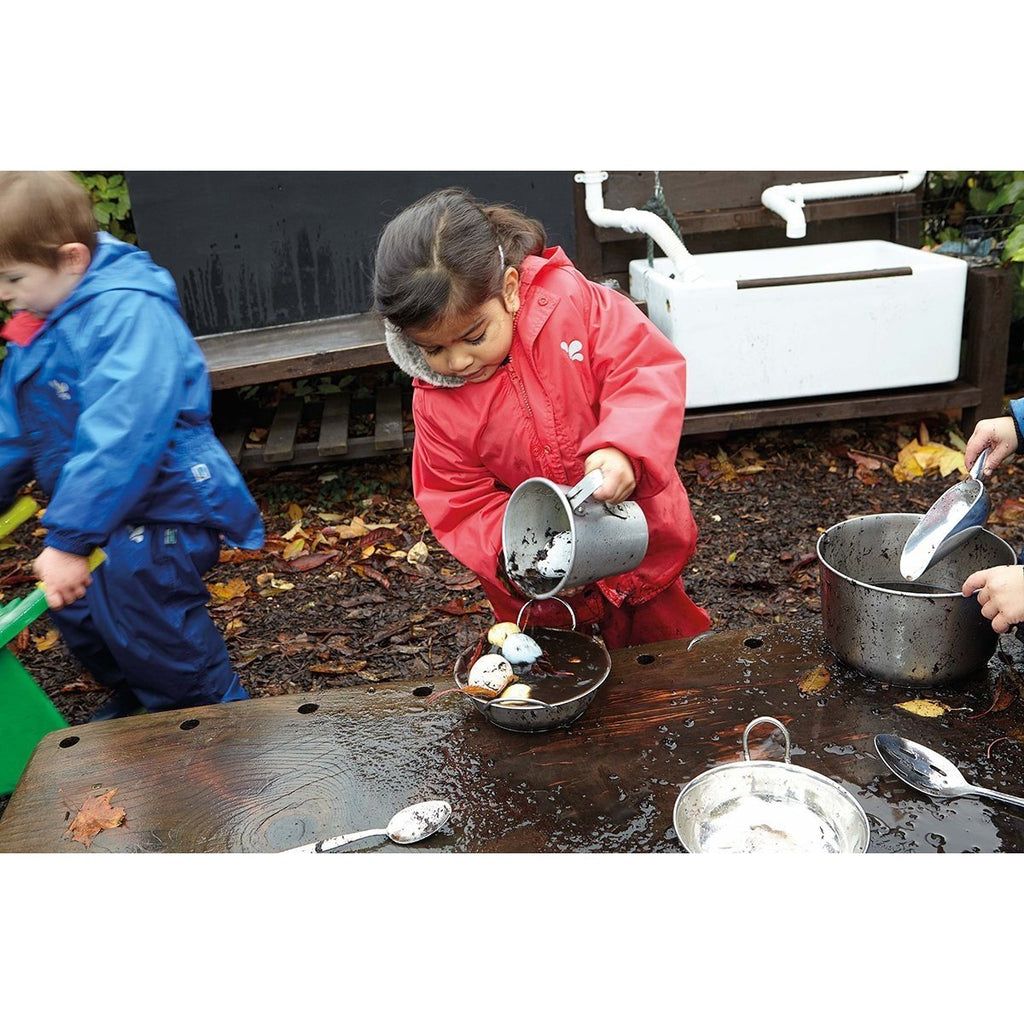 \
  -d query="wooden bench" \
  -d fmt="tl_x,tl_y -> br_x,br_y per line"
198,312 -> 413,469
